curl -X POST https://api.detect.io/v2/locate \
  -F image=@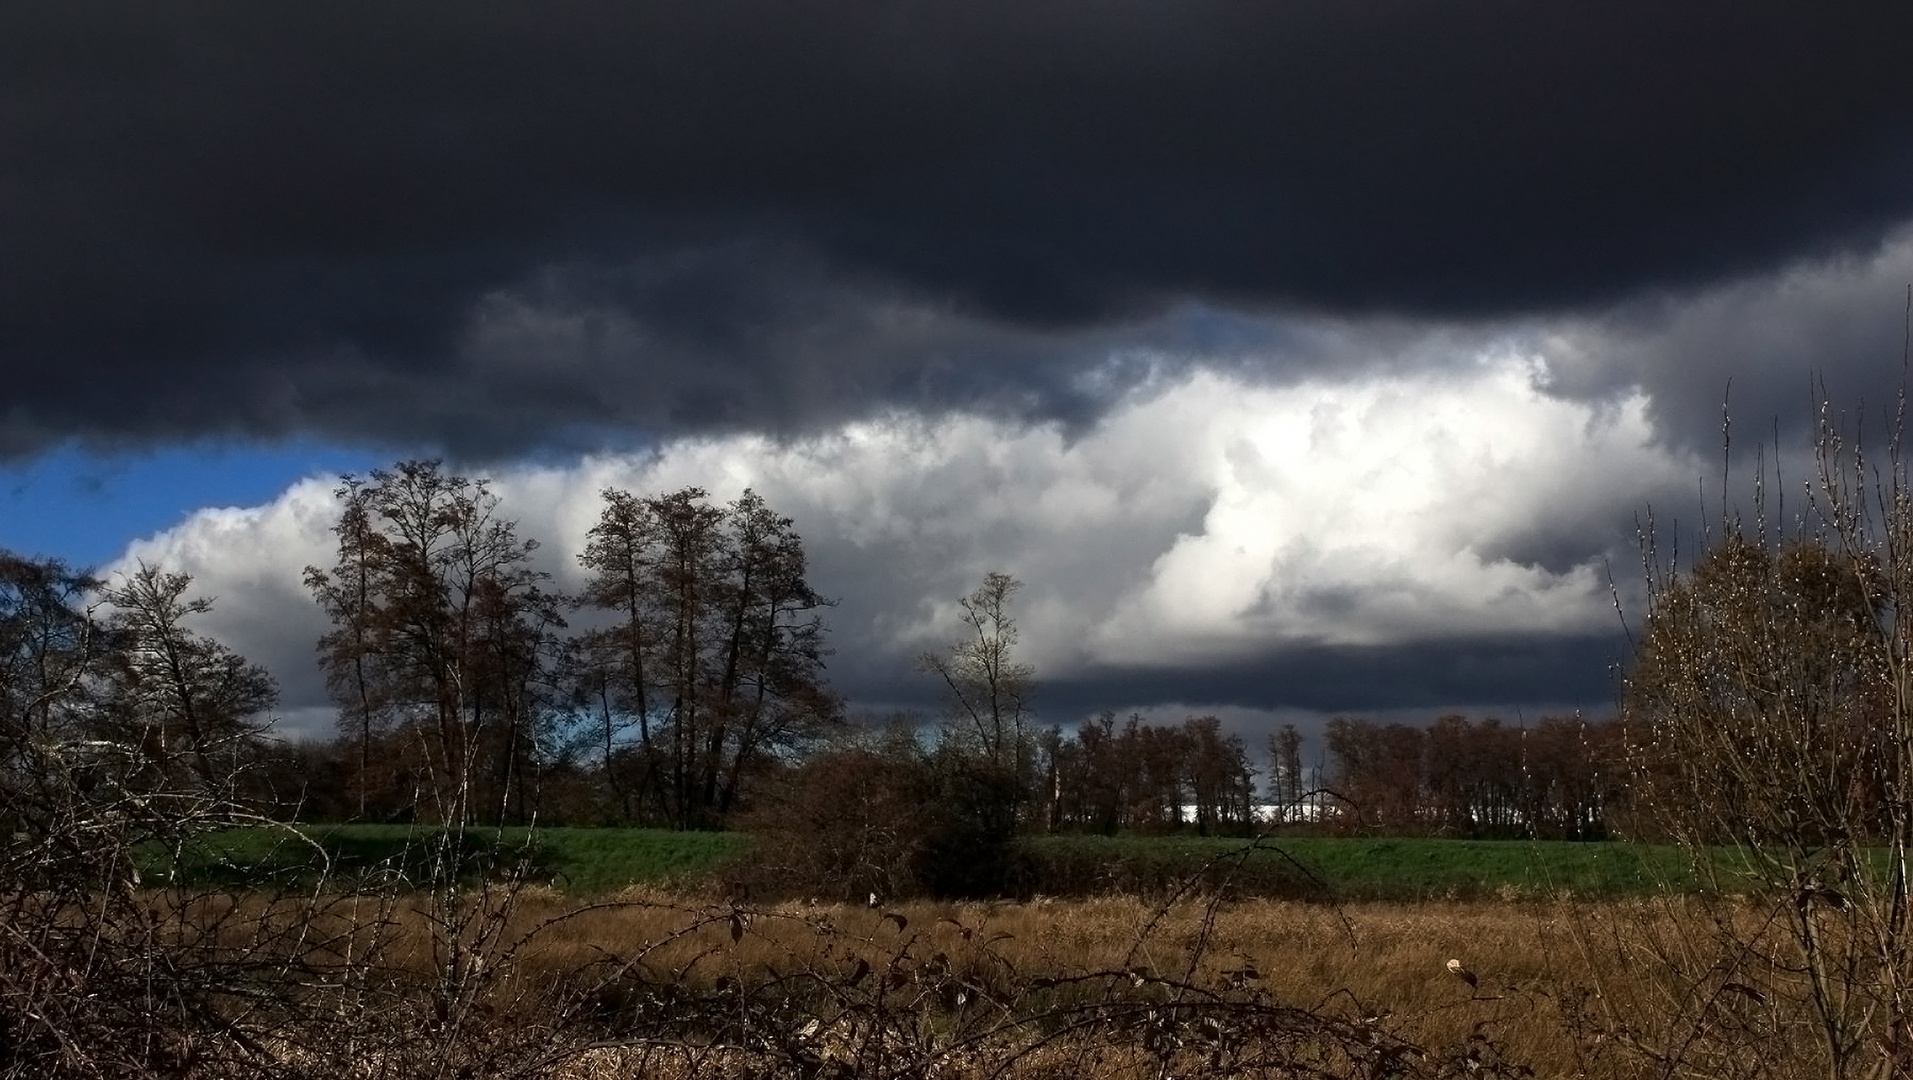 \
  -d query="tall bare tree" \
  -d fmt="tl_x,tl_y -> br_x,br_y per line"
922,571 -> 1035,774
305,460 -> 562,824
304,476 -> 391,815
575,486 -> 837,828
573,488 -> 663,821
704,489 -> 836,816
